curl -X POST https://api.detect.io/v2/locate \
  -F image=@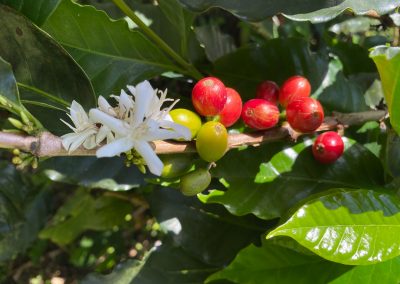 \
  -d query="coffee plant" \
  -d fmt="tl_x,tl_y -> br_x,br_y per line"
0,0 -> 400,283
